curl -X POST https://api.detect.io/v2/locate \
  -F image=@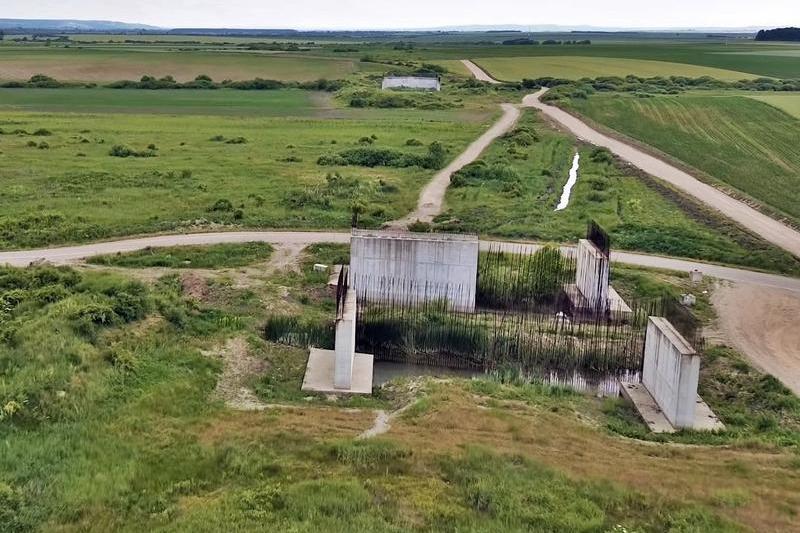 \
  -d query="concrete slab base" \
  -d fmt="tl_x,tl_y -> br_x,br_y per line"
302,348 -> 374,395
327,265 -> 343,288
619,381 -> 725,433
564,283 -> 632,320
